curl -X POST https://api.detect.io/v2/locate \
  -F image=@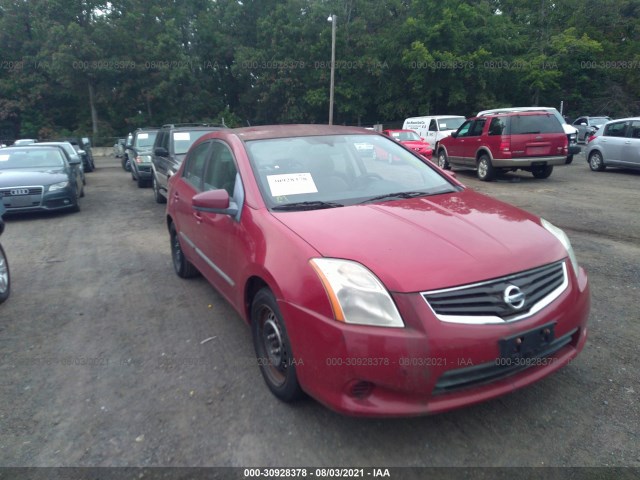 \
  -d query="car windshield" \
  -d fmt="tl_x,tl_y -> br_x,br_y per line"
37,143 -> 75,157
135,132 -> 158,148
0,149 -> 65,169
591,117 -> 610,126
246,134 -> 457,210
391,131 -> 421,141
173,130 -> 213,155
439,118 -> 465,130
